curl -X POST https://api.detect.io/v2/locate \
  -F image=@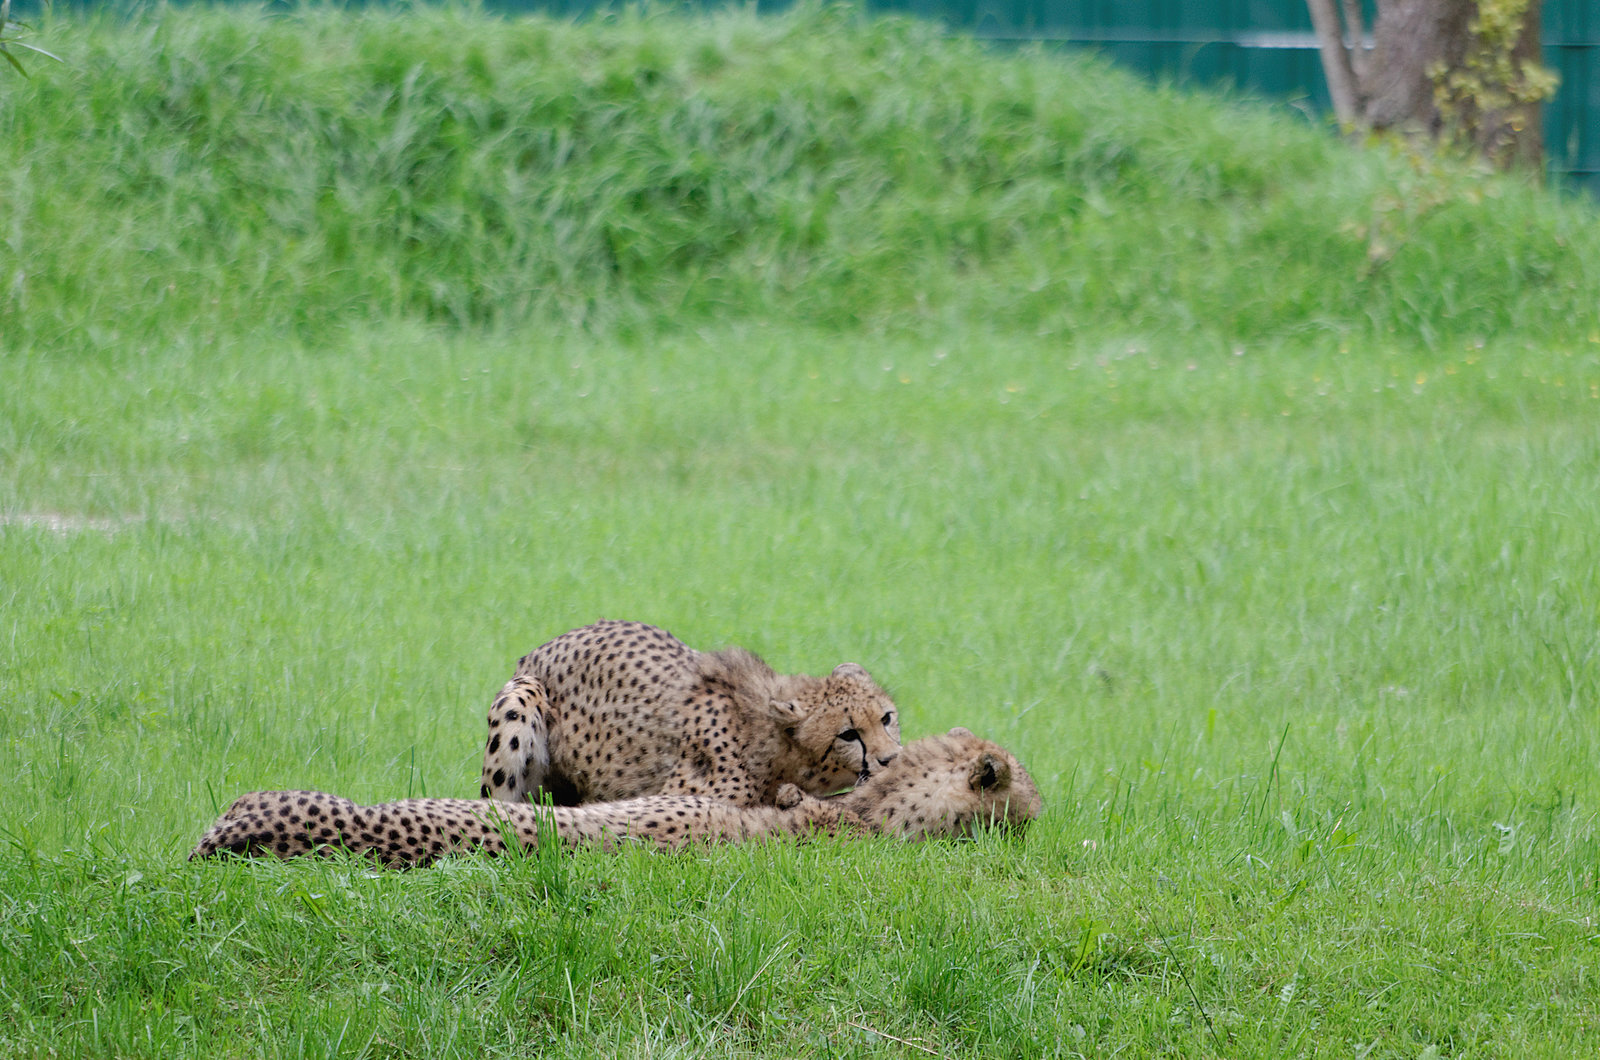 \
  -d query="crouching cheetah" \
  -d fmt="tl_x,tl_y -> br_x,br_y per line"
480,620 -> 902,808
190,730 -> 1041,866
